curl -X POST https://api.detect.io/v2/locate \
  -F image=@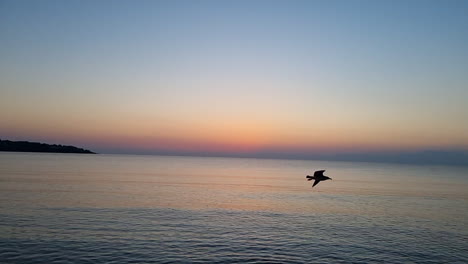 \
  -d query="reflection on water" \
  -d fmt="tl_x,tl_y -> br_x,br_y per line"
0,152 -> 467,263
